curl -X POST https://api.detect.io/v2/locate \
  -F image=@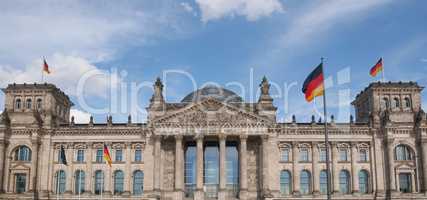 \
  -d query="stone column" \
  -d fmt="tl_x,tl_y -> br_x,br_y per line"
312,142 -> 320,194
153,135 -> 162,193
351,142 -> 359,193
2,141 -> 10,193
292,142 -> 299,195
386,139 -> 396,191
218,134 -> 227,200
175,135 -> 184,200
65,144 -> 73,194
30,137 -> 40,193
195,136 -> 204,200
261,135 -> 271,197
331,142 -> 339,193
124,142 -> 131,195
239,135 -> 248,200
87,143 -> 93,194
422,139 -> 427,193
0,140 -> 5,192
